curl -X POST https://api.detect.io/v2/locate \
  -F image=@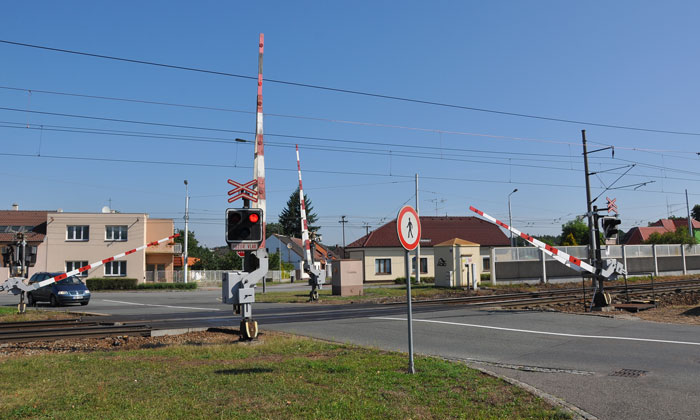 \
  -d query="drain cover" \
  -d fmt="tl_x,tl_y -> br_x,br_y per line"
610,369 -> 648,378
